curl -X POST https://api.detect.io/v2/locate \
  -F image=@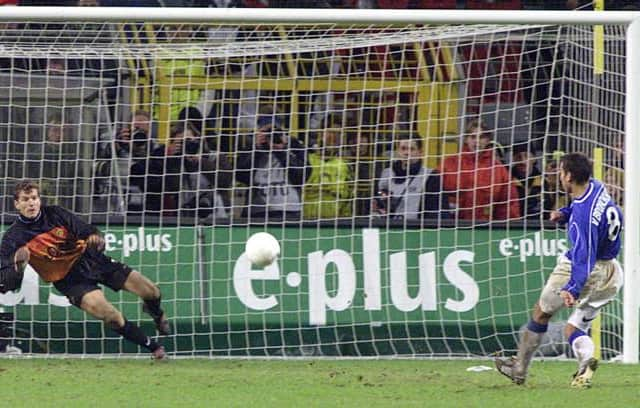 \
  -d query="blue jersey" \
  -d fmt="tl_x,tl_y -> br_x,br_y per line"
559,179 -> 623,298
